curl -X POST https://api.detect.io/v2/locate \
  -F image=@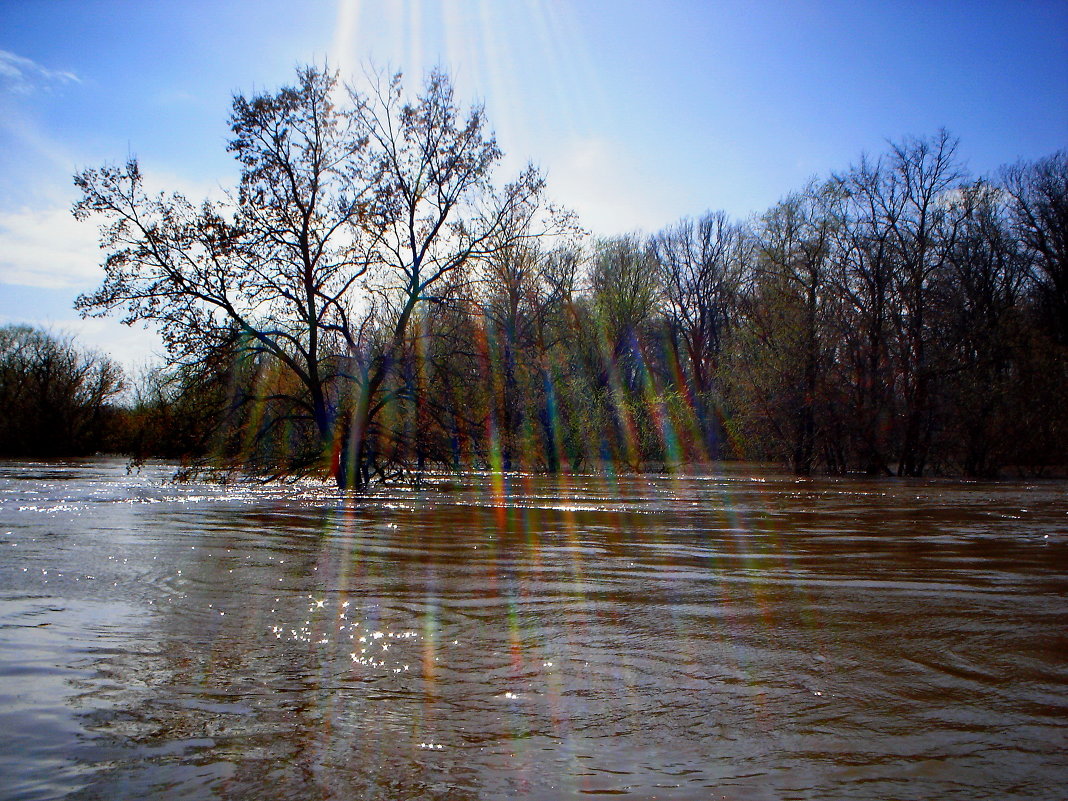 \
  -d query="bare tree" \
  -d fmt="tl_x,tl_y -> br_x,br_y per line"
470,189 -> 581,470
881,131 -> 967,476
75,65 -> 552,488
763,185 -> 837,475
589,234 -> 660,385
1001,150 -> 1068,343
730,183 -> 837,475
941,180 -> 1028,475
0,326 -> 124,456
652,210 -> 745,456
832,154 -> 902,475
76,67 -> 368,475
